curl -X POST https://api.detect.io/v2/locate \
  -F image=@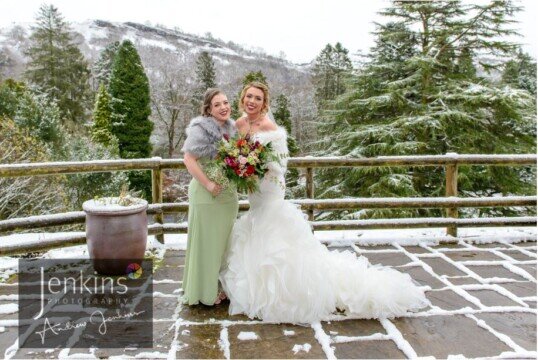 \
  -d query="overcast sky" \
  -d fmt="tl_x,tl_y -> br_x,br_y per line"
1,0 -> 536,63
